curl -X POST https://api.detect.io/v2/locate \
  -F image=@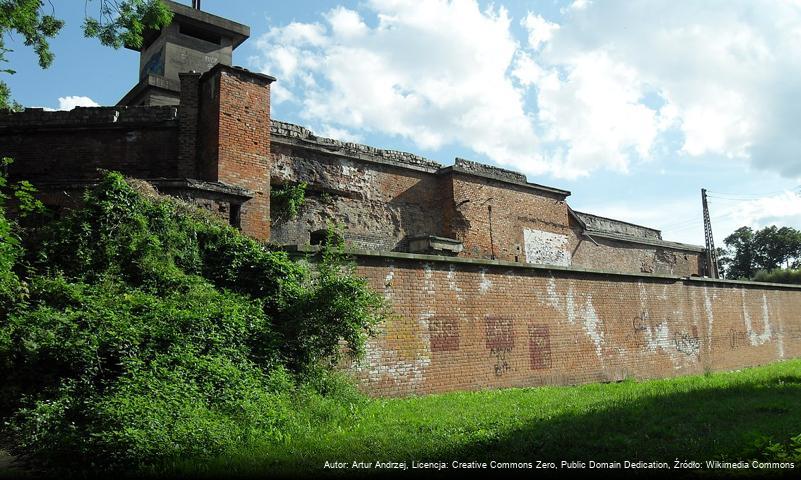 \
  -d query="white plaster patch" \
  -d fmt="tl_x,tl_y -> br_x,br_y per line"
479,268 -> 492,294
383,266 -> 395,299
523,228 -> 571,266
341,164 -> 356,176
